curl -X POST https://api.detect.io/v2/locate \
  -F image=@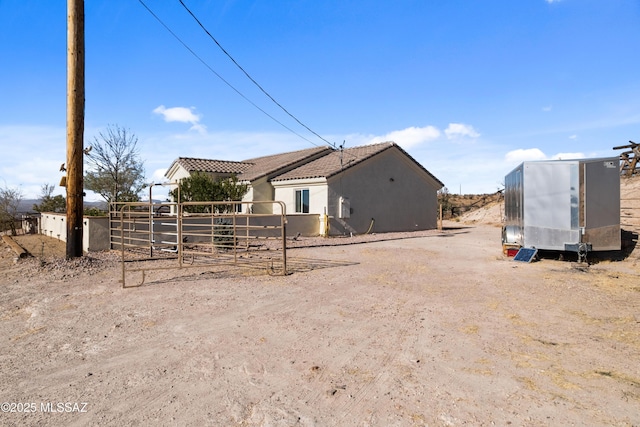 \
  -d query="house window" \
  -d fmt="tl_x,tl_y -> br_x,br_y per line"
295,189 -> 309,213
